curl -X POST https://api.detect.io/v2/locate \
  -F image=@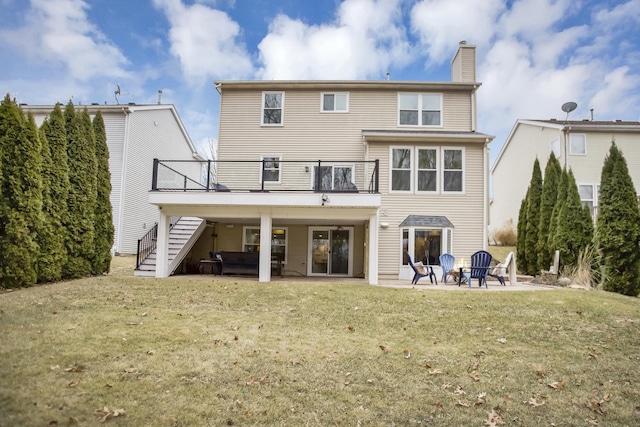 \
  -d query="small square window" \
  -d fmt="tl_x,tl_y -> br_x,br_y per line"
321,93 -> 348,112
398,93 -> 441,126
570,134 -> 586,155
